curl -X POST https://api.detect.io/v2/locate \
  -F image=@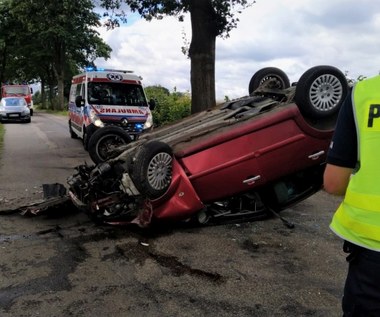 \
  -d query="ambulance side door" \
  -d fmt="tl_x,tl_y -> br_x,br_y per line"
71,83 -> 86,132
